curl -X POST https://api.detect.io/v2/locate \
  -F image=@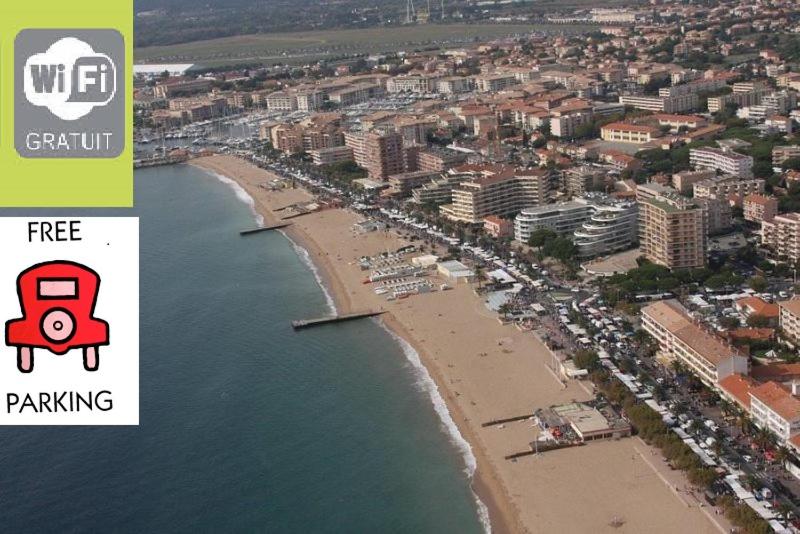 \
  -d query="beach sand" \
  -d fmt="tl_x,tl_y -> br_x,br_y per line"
191,155 -> 727,534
